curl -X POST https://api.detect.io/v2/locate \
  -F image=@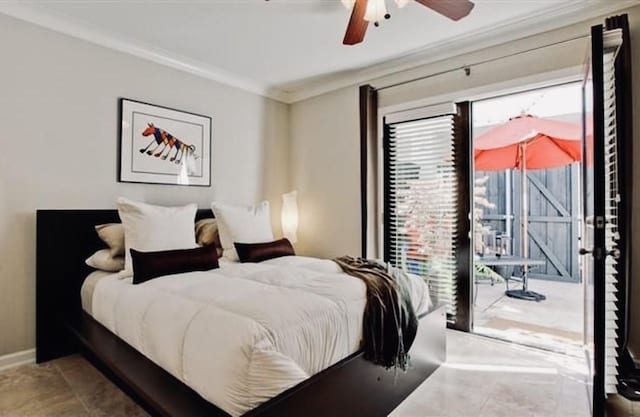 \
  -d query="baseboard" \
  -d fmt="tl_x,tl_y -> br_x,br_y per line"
0,349 -> 36,372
